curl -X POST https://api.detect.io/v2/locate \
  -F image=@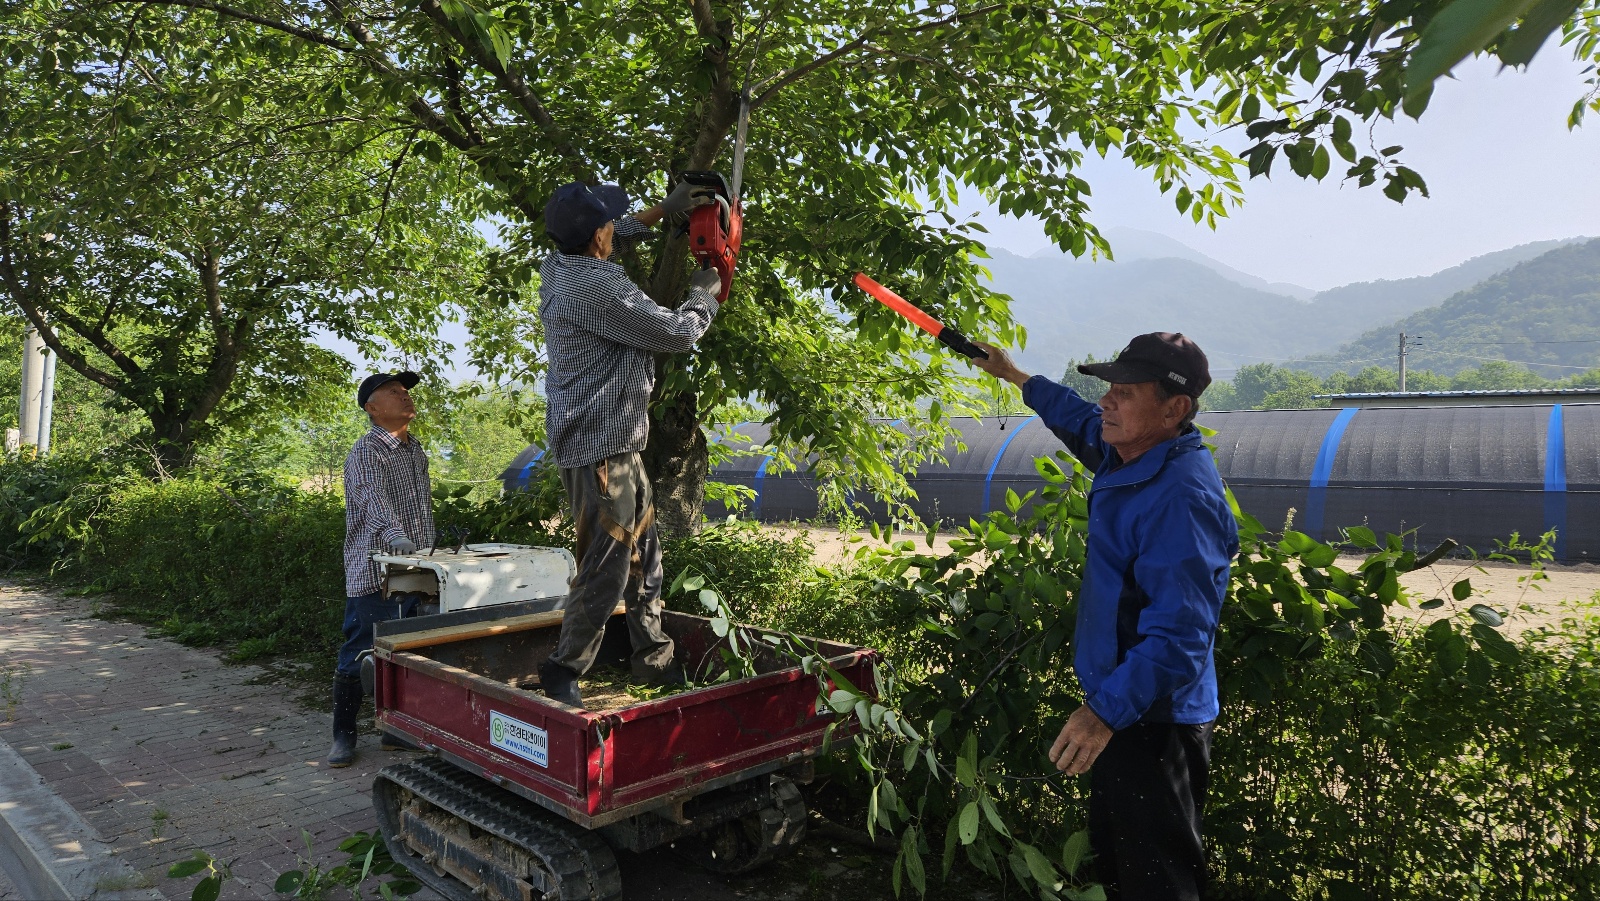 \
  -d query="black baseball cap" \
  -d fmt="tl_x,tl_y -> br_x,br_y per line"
1077,332 -> 1211,397
357,371 -> 420,409
544,182 -> 630,251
